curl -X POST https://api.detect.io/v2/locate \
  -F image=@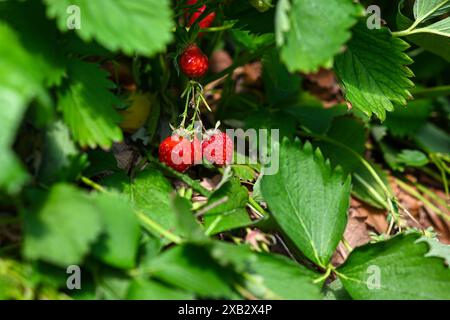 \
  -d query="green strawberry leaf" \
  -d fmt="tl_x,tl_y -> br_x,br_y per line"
397,0 -> 450,61
23,184 -> 103,267
261,138 -> 351,267
210,242 -> 323,299
337,233 -> 450,299
276,0 -> 362,73
56,60 -> 123,149
314,117 -> 392,209
203,179 -> 253,235
413,0 -> 450,22
335,22 -> 414,120
102,169 -> 180,239
384,99 -> 433,137
0,1 -> 66,86
91,192 -> 141,270
0,23 -> 48,194
44,0 -> 173,56
146,244 -> 239,298
127,279 -> 193,300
